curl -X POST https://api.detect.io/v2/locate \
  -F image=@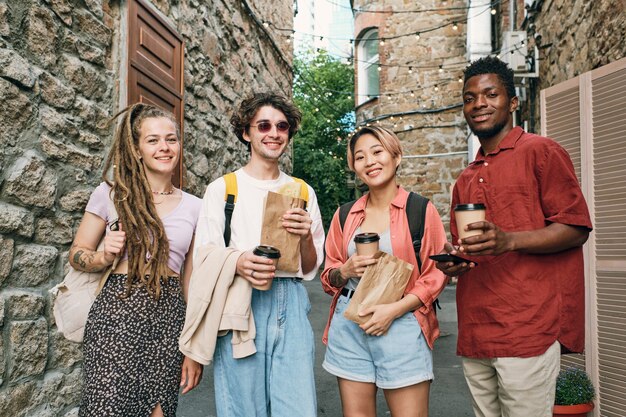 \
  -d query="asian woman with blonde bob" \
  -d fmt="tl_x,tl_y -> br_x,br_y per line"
321,126 -> 448,417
